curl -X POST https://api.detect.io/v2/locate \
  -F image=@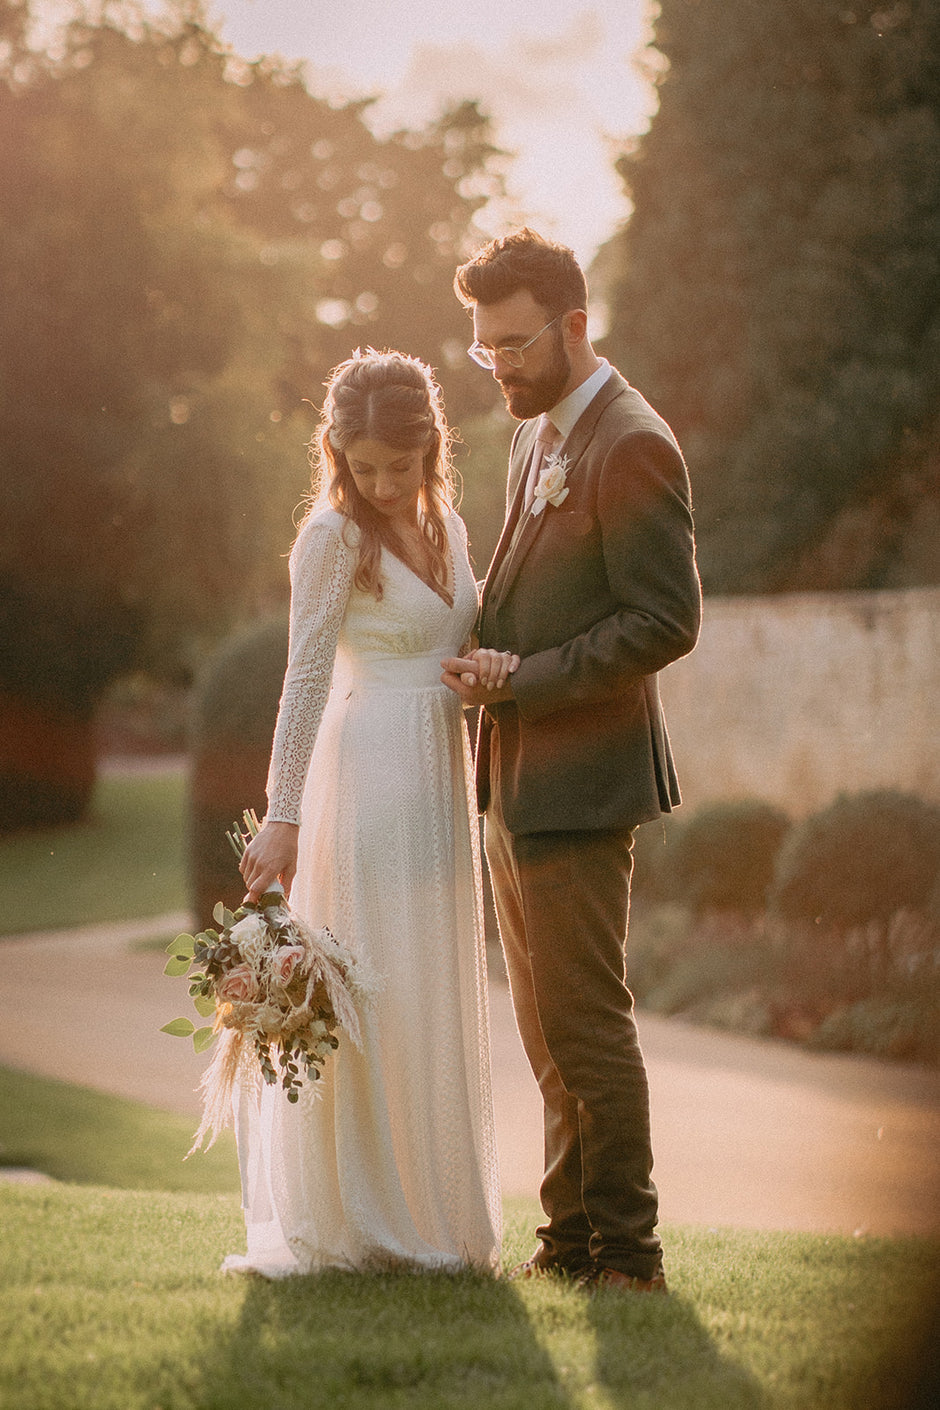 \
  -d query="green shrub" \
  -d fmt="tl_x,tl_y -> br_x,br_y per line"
669,800 -> 791,916
770,790 -> 940,929
631,812 -> 684,902
188,616 -> 287,925
810,993 -> 940,1066
627,903 -> 774,1025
